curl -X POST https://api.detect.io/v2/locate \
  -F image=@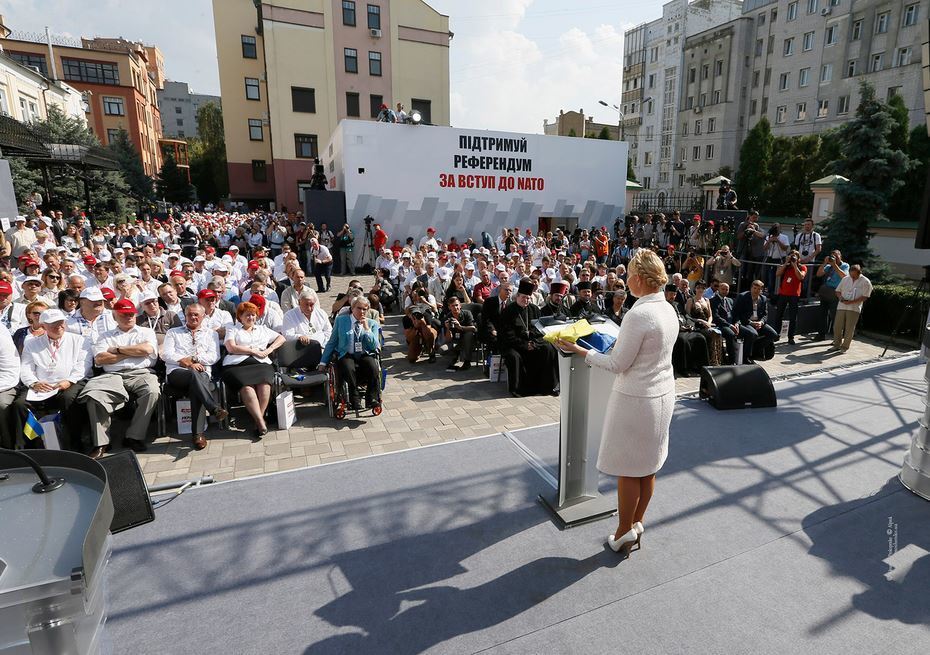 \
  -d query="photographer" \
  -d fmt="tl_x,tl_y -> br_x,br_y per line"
814,250 -> 849,340
762,222 -> 789,295
335,223 -> 355,275
707,245 -> 741,286
775,250 -> 807,344
794,218 -> 822,295
403,281 -> 439,363
442,297 -> 477,371
736,211 -> 765,284
682,250 -> 704,291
